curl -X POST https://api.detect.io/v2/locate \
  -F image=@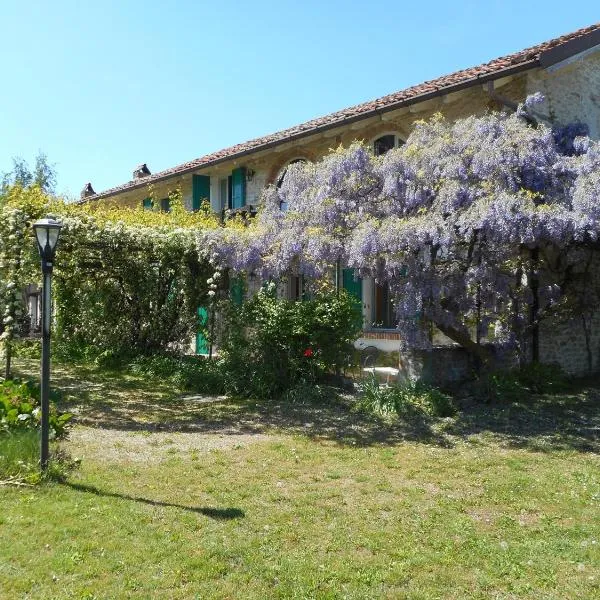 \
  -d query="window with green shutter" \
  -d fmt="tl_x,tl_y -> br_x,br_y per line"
192,175 -> 211,212
230,276 -> 244,305
342,268 -> 364,329
231,167 -> 246,210
196,306 -> 209,354
142,198 -> 152,210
